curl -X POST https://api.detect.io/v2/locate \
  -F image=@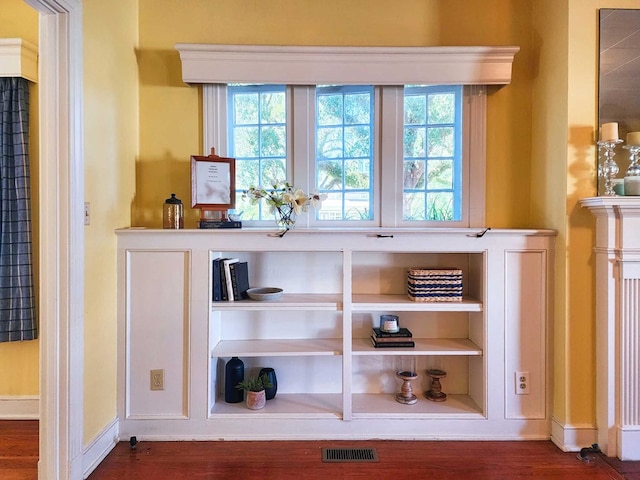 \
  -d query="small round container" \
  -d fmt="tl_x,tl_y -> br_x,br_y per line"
380,314 -> 400,333
163,193 -> 184,229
